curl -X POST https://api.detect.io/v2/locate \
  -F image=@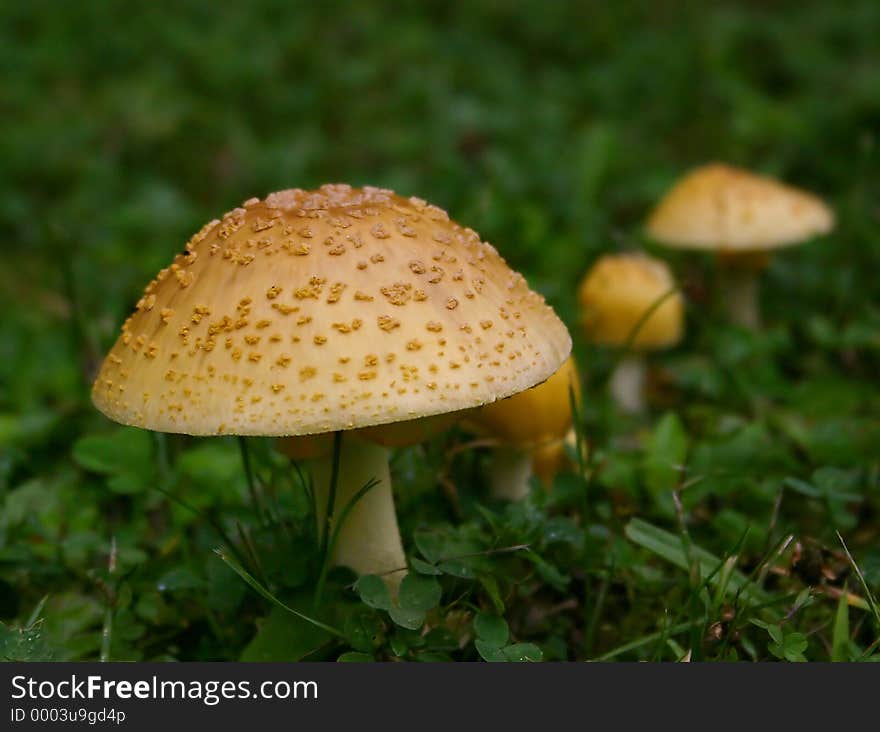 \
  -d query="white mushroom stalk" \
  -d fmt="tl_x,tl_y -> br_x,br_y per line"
488,432 -> 579,501
310,434 -> 406,589
609,353 -> 647,414
720,264 -> 761,330
488,446 -> 535,501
